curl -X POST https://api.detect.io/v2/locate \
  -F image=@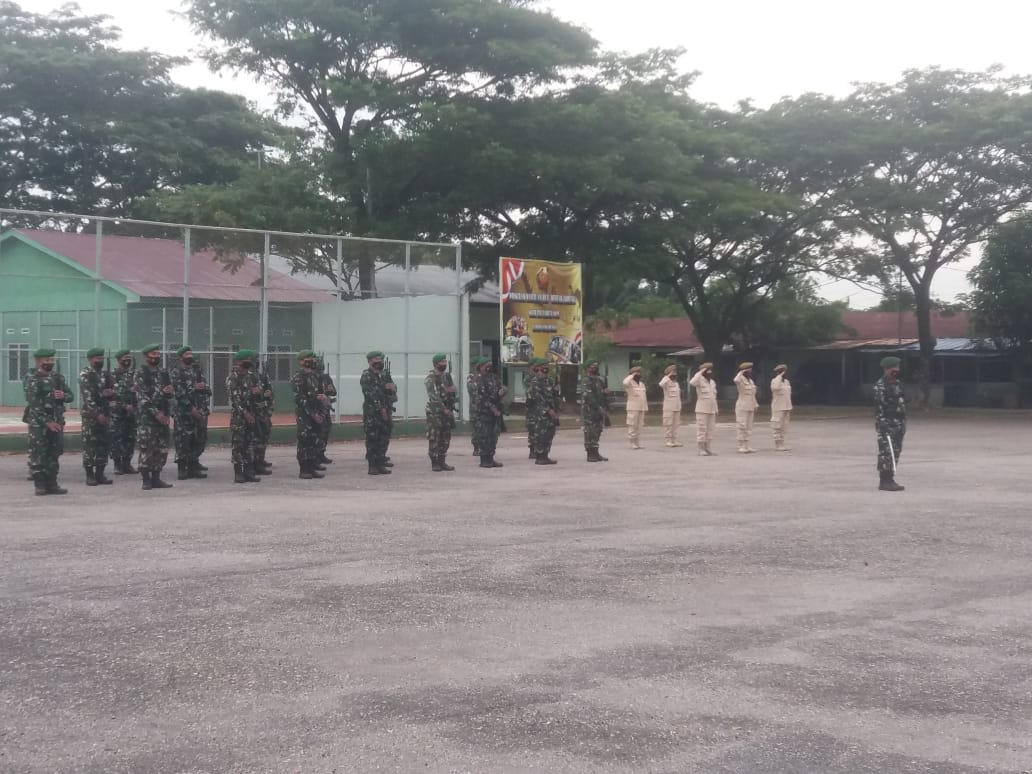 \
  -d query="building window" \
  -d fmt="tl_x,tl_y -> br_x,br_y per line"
268,344 -> 293,381
7,343 -> 30,382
